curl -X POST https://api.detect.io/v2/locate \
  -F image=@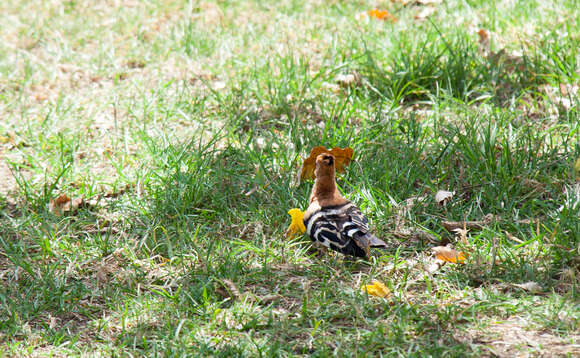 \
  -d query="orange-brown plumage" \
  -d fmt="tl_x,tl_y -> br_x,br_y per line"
305,154 -> 348,217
